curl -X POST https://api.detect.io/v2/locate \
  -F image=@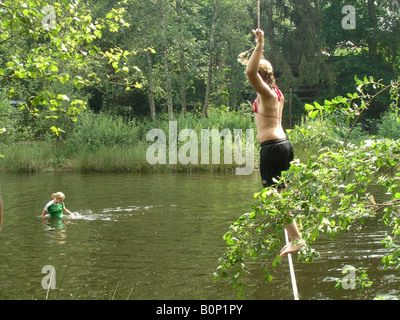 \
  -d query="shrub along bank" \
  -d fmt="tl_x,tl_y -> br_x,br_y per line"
0,108 -> 392,174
